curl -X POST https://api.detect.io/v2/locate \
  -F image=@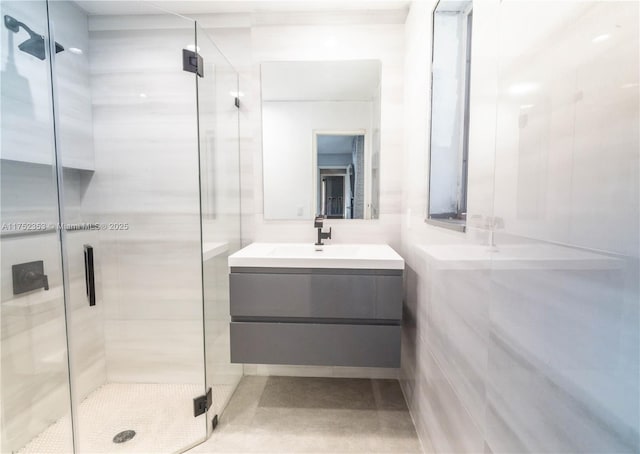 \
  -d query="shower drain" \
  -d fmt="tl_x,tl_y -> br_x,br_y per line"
113,430 -> 136,443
